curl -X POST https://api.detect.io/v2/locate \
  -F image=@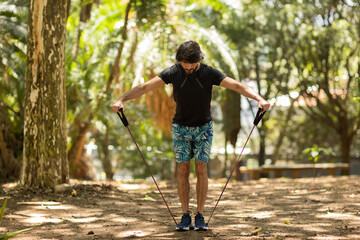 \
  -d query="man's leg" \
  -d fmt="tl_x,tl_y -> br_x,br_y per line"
195,159 -> 208,214
177,161 -> 190,214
